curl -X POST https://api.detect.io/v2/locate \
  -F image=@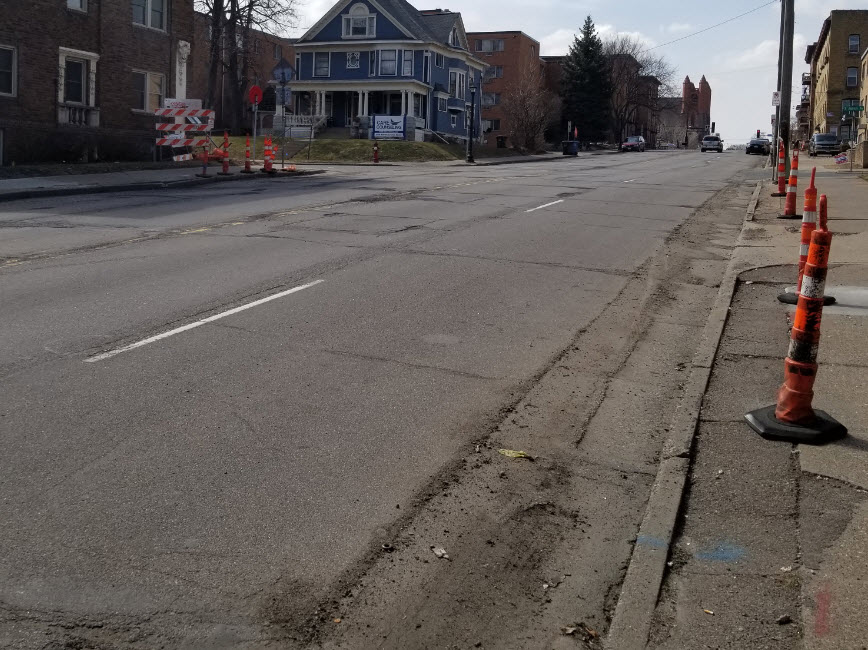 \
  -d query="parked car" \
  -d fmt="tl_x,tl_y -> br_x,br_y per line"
809,133 -> 840,156
701,135 -> 723,152
621,135 -> 646,152
745,138 -> 771,155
